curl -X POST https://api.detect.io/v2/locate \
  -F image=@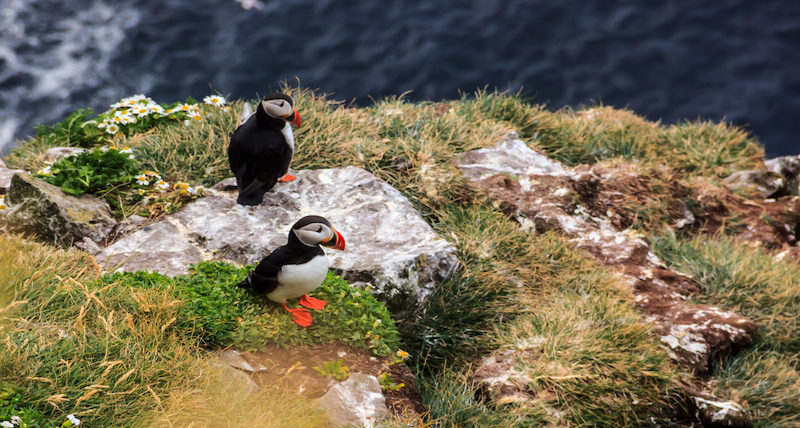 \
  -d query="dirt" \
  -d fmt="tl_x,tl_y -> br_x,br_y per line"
220,342 -> 425,421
